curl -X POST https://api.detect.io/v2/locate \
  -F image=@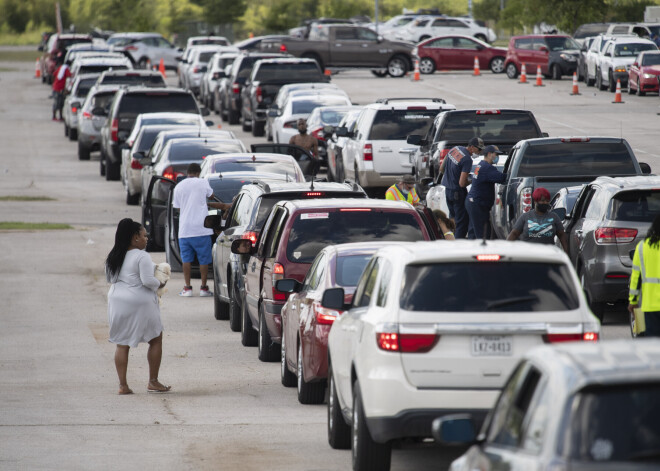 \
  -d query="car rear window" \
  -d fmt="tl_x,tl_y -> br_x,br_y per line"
287,211 -> 424,263
370,109 -> 439,140
167,143 -> 244,161
254,192 -> 365,228
208,178 -> 253,202
197,51 -> 216,63
565,383 -> 660,462
517,142 -> 637,177
400,262 -> 580,311
320,109 -> 350,125
77,78 -> 99,98
336,254 -> 372,287
210,160 -> 299,176
615,42 -> 657,57
58,38 -> 92,51
135,129 -> 164,153
573,24 -> 609,39
99,74 -> 165,86
292,97 -> 349,115
545,36 -> 580,51
608,190 -> 660,222
142,117 -> 201,126
119,94 -> 198,118
255,62 -> 322,82
80,65 -> 128,74
437,112 -> 541,143
90,92 -> 116,109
